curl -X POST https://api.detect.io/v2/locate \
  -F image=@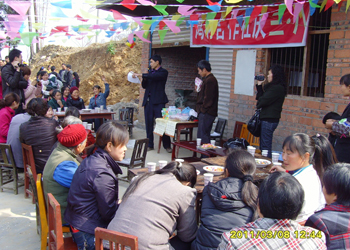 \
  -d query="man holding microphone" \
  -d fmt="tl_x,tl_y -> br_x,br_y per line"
133,55 -> 171,152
